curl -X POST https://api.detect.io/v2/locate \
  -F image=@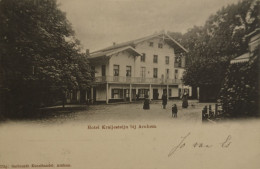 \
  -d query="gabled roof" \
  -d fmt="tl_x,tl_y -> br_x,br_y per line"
88,46 -> 141,62
230,53 -> 250,64
91,32 -> 188,54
